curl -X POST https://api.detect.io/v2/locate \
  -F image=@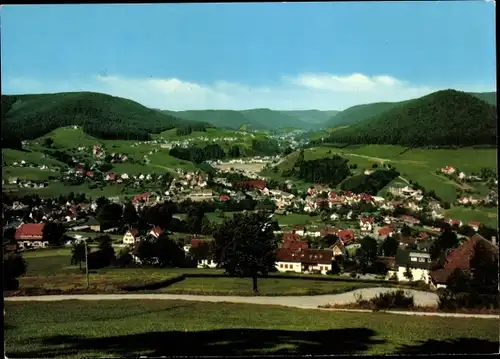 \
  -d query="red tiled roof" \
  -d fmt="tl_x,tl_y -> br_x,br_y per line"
132,192 -> 150,204
127,228 -> 139,237
338,230 -> 355,245
236,180 -> 267,190
219,195 -> 230,201
361,217 -> 374,223
191,239 -> 210,248
276,248 -> 333,264
282,240 -> 308,250
86,171 -> 94,177
150,226 -> 163,237
430,234 -> 498,284
283,232 -> 300,242
378,226 -> 394,236
106,172 -> 116,180
14,223 -> 45,241
329,192 -> 337,199
418,232 -> 429,240
321,227 -> 339,237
